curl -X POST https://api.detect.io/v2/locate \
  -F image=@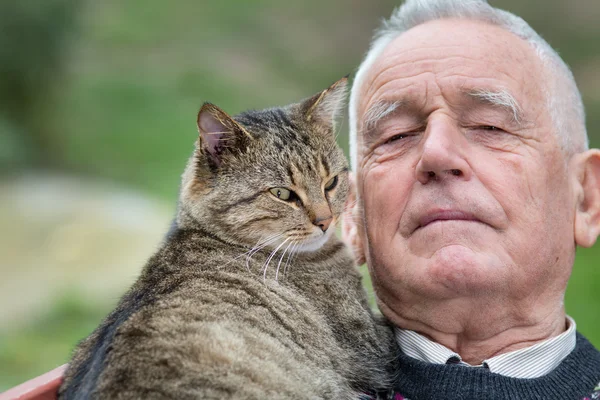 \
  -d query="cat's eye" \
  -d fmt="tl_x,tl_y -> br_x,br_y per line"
324,176 -> 338,191
270,187 -> 292,201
